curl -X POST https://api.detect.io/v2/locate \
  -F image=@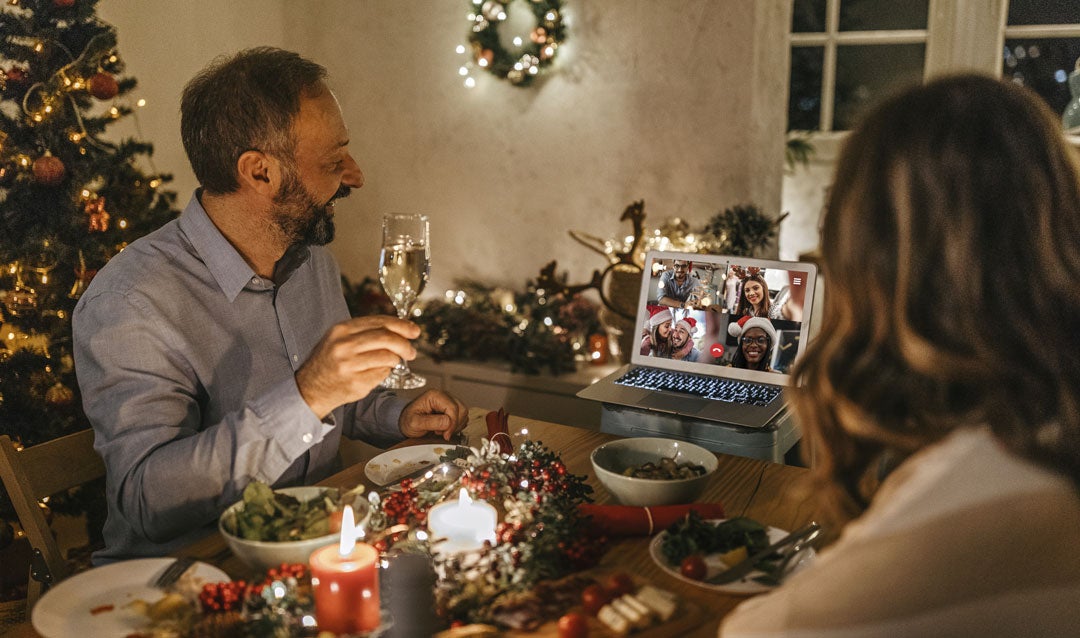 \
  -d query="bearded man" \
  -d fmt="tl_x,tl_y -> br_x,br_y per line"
73,48 -> 467,563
